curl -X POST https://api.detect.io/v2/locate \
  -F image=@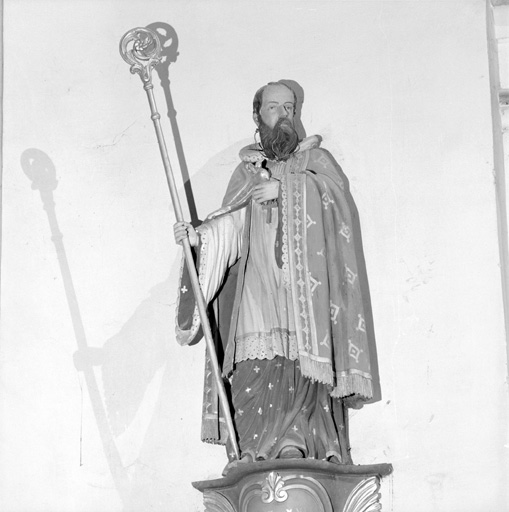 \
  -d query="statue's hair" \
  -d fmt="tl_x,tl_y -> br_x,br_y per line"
252,81 -> 297,117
